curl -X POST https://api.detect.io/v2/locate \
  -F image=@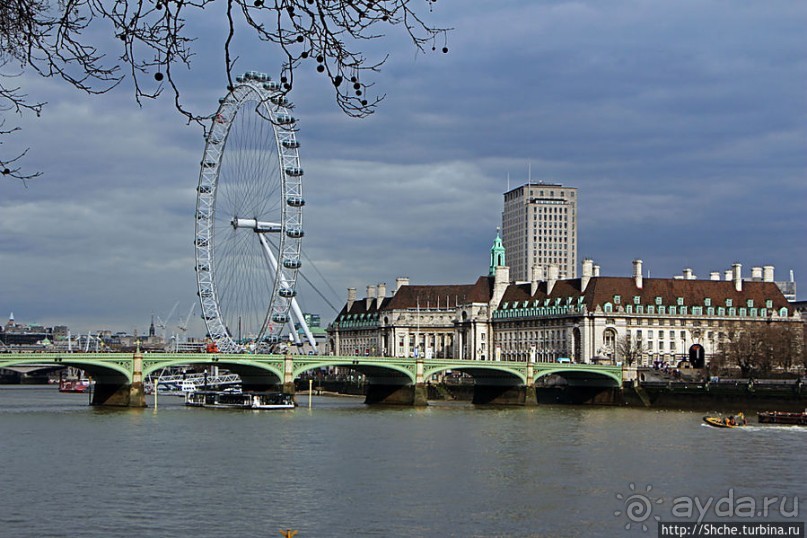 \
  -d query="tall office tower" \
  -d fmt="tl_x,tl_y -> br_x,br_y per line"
501,182 -> 578,282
